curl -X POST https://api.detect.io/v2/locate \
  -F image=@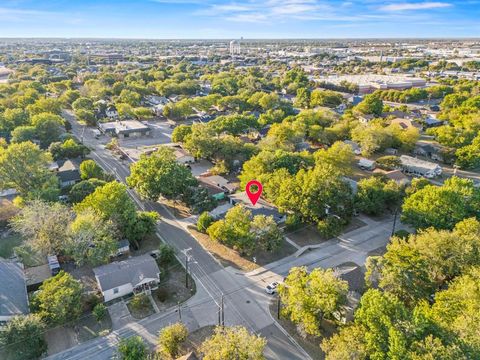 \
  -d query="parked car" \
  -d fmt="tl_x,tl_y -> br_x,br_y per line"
265,281 -> 279,295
